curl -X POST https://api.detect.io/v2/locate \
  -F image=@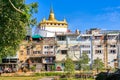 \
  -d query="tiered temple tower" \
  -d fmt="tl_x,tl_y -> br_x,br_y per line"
38,7 -> 68,37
